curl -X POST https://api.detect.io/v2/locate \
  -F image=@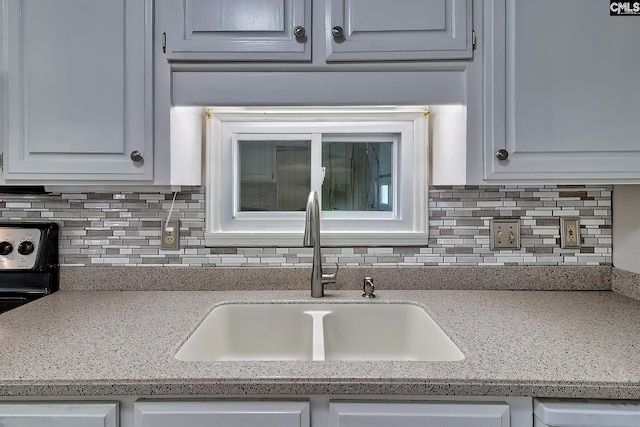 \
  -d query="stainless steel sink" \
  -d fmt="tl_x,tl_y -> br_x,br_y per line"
175,302 -> 464,362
